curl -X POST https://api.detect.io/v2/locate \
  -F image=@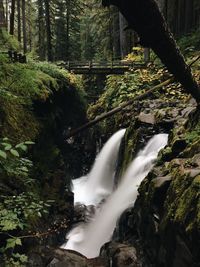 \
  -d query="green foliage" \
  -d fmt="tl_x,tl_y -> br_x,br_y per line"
0,29 -> 20,51
4,252 -> 27,267
88,66 -> 174,118
0,192 -> 52,230
178,30 -> 200,55
0,39 -> 87,265
185,122 -> 200,144
80,0 -> 114,61
0,56 -> 86,141
123,47 -> 145,62
0,138 -> 35,187
0,138 -> 54,265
